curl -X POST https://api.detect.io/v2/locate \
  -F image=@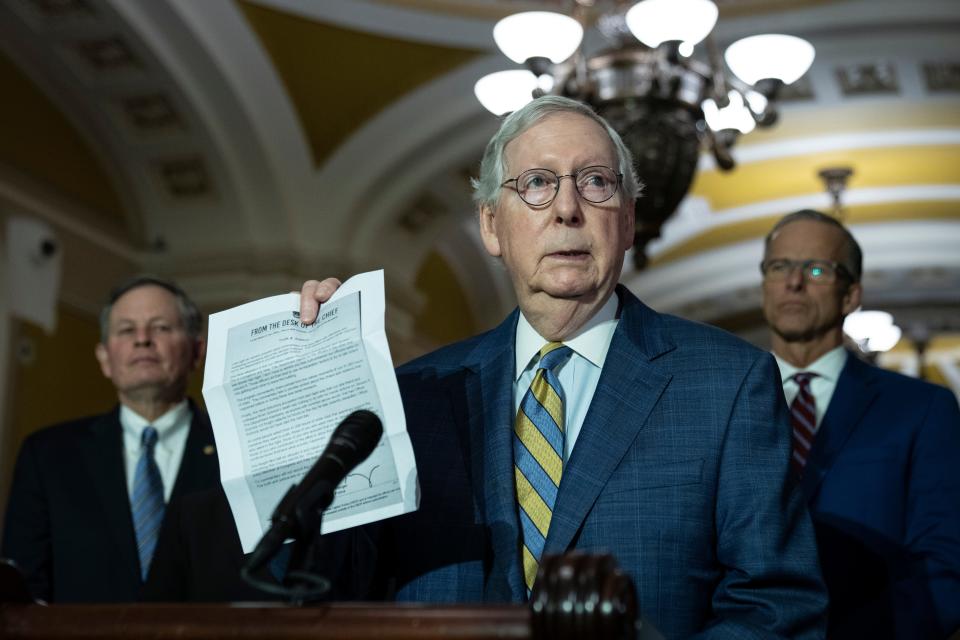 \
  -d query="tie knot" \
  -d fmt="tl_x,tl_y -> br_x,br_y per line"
793,372 -> 816,388
538,342 -> 572,372
141,426 -> 158,450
